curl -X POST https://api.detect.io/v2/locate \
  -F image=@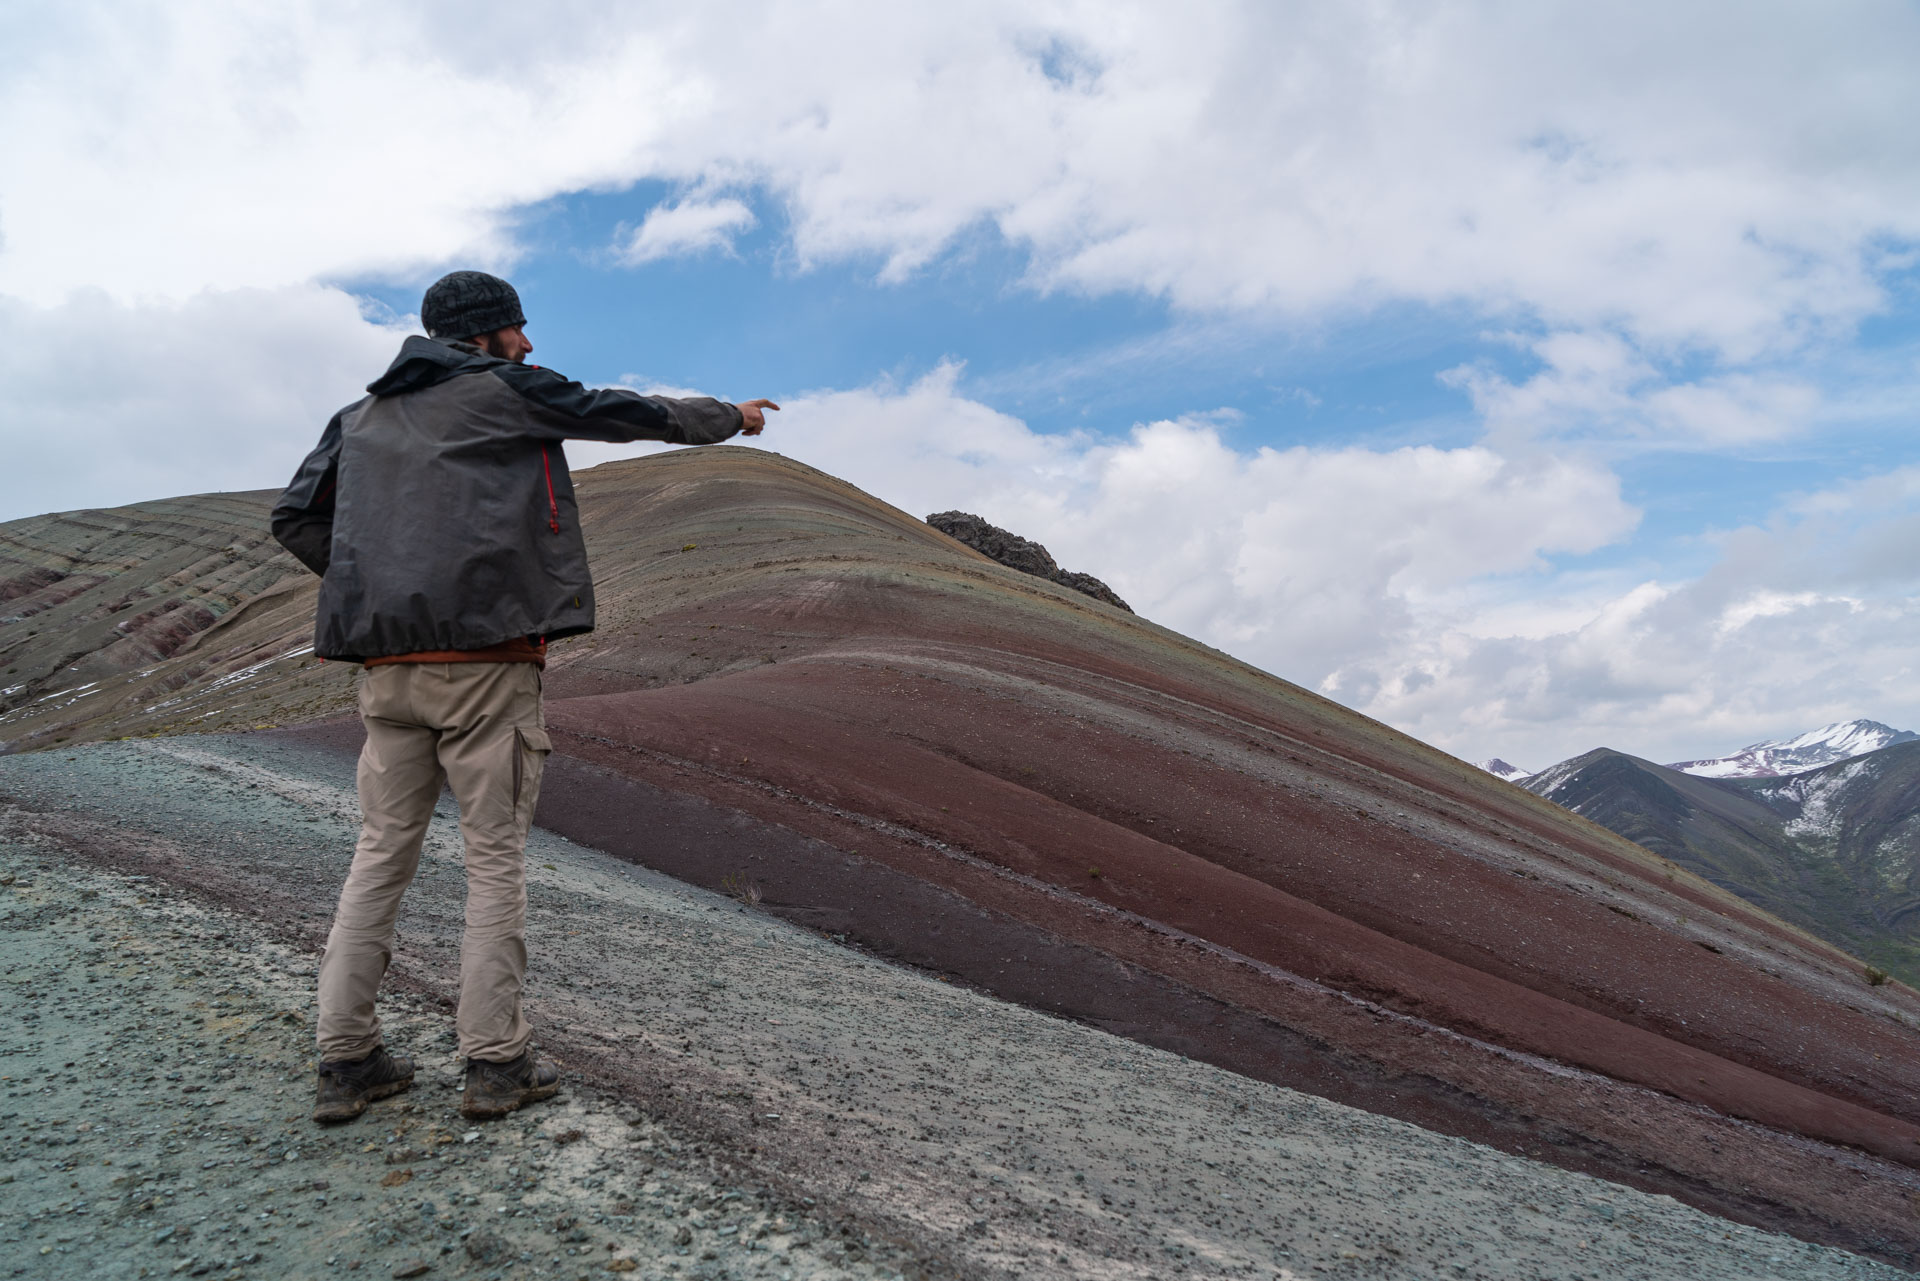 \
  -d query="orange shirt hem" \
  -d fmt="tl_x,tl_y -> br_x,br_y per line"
365,636 -> 547,668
